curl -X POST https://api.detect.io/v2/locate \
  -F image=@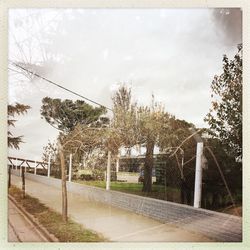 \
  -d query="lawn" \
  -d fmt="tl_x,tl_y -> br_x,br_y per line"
8,186 -> 107,242
74,180 -> 181,202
